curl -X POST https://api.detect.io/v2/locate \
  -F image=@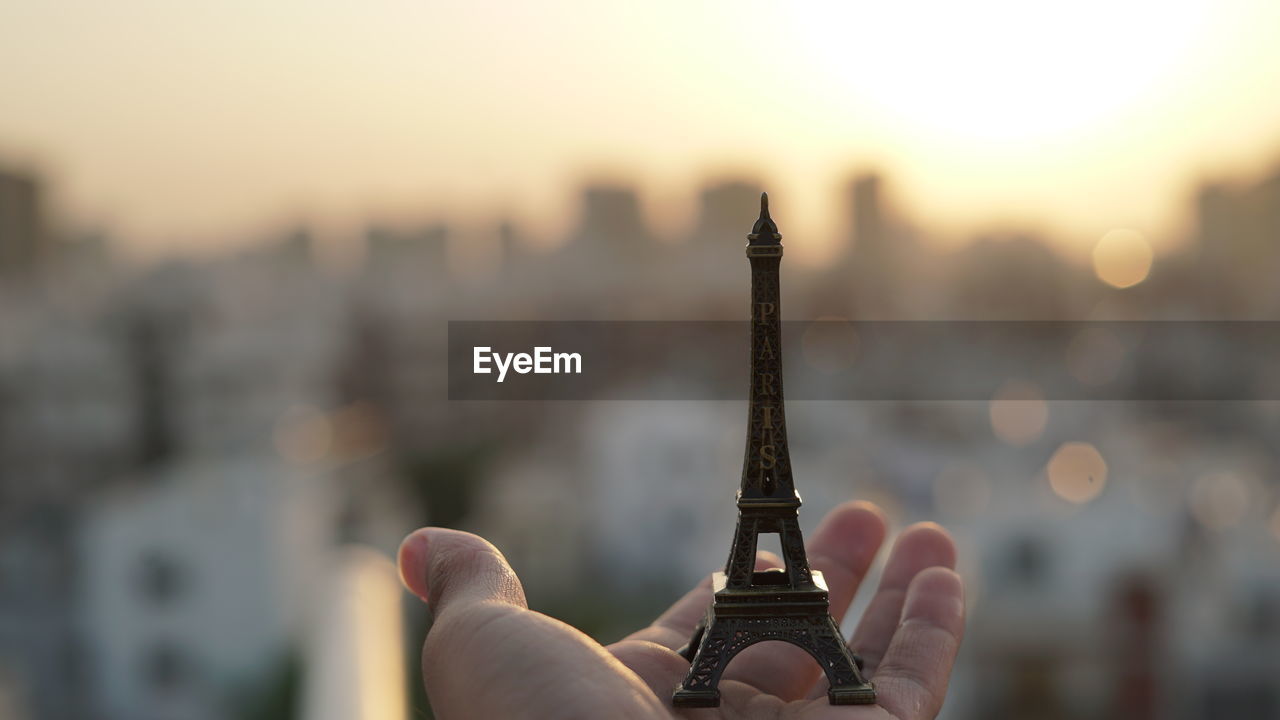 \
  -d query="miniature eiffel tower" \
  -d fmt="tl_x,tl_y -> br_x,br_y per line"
672,193 -> 876,708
